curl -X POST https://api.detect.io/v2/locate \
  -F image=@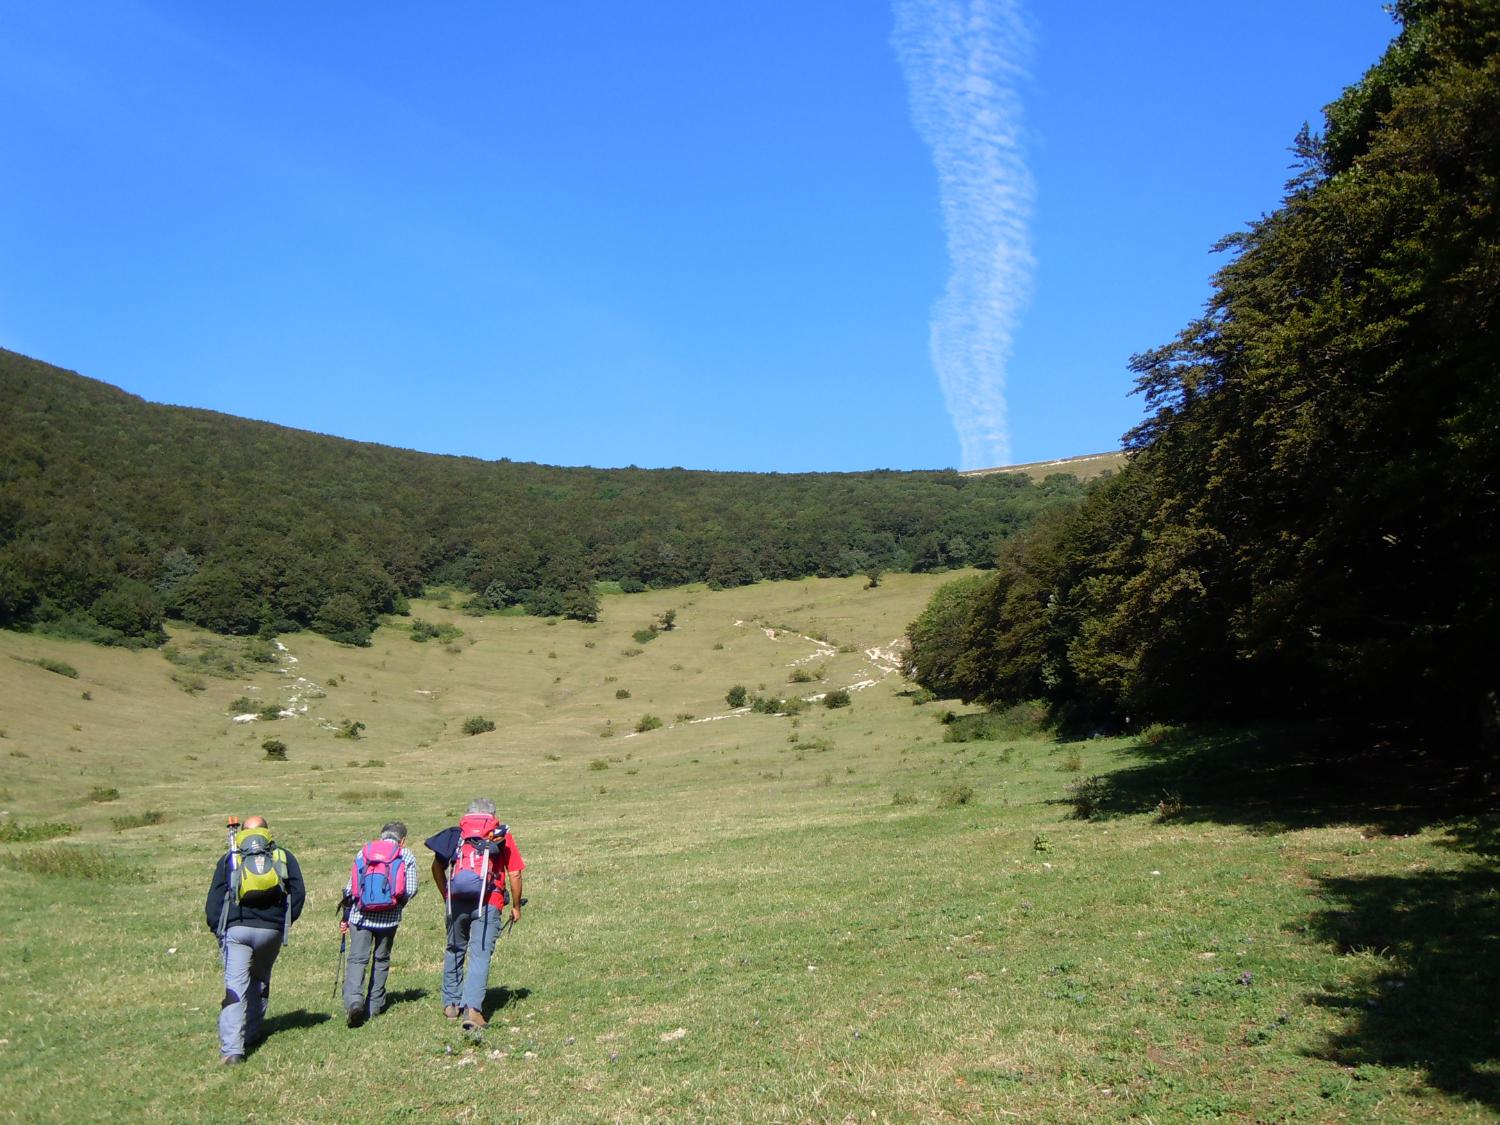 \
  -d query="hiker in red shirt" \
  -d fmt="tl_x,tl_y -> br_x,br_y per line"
425,797 -> 524,1031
